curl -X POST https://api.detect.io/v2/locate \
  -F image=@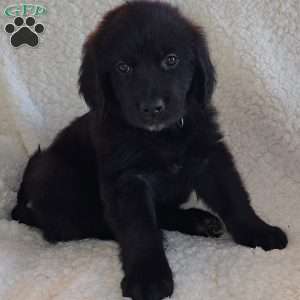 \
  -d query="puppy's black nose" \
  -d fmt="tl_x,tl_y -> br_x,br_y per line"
139,99 -> 166,116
